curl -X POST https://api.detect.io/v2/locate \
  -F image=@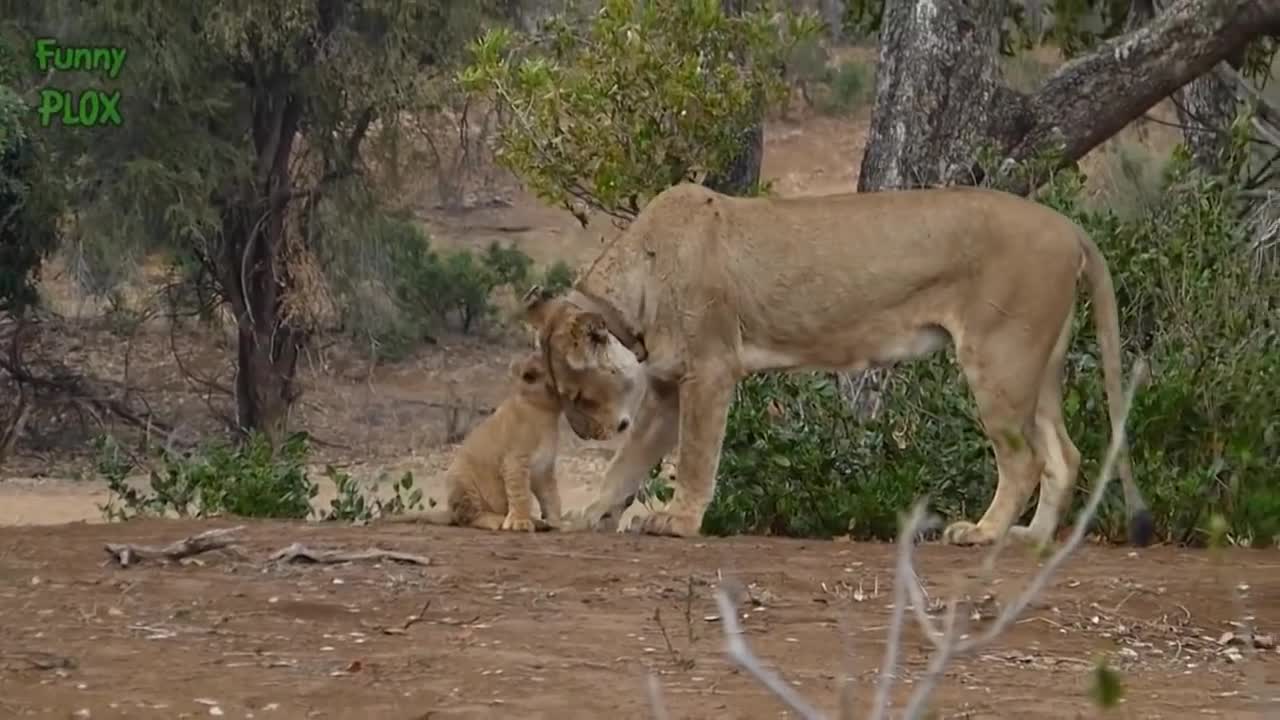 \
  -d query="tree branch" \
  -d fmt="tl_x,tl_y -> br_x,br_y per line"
997,0 -> 1280,178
